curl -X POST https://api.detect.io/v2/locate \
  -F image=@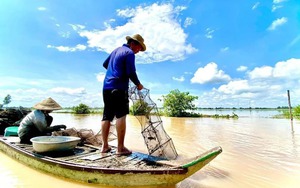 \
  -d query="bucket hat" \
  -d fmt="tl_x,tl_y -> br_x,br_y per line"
126,34 -> 146,51
33,97 -> 62,110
